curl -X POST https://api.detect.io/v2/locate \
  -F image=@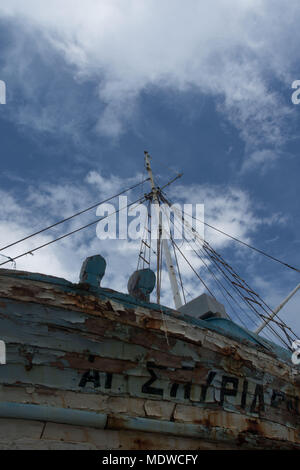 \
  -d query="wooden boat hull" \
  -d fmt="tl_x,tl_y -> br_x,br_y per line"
0,269 -> 299,450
